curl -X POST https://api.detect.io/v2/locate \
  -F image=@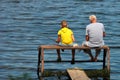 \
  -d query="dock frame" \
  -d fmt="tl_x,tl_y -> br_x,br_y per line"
37,45 -> 110,76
